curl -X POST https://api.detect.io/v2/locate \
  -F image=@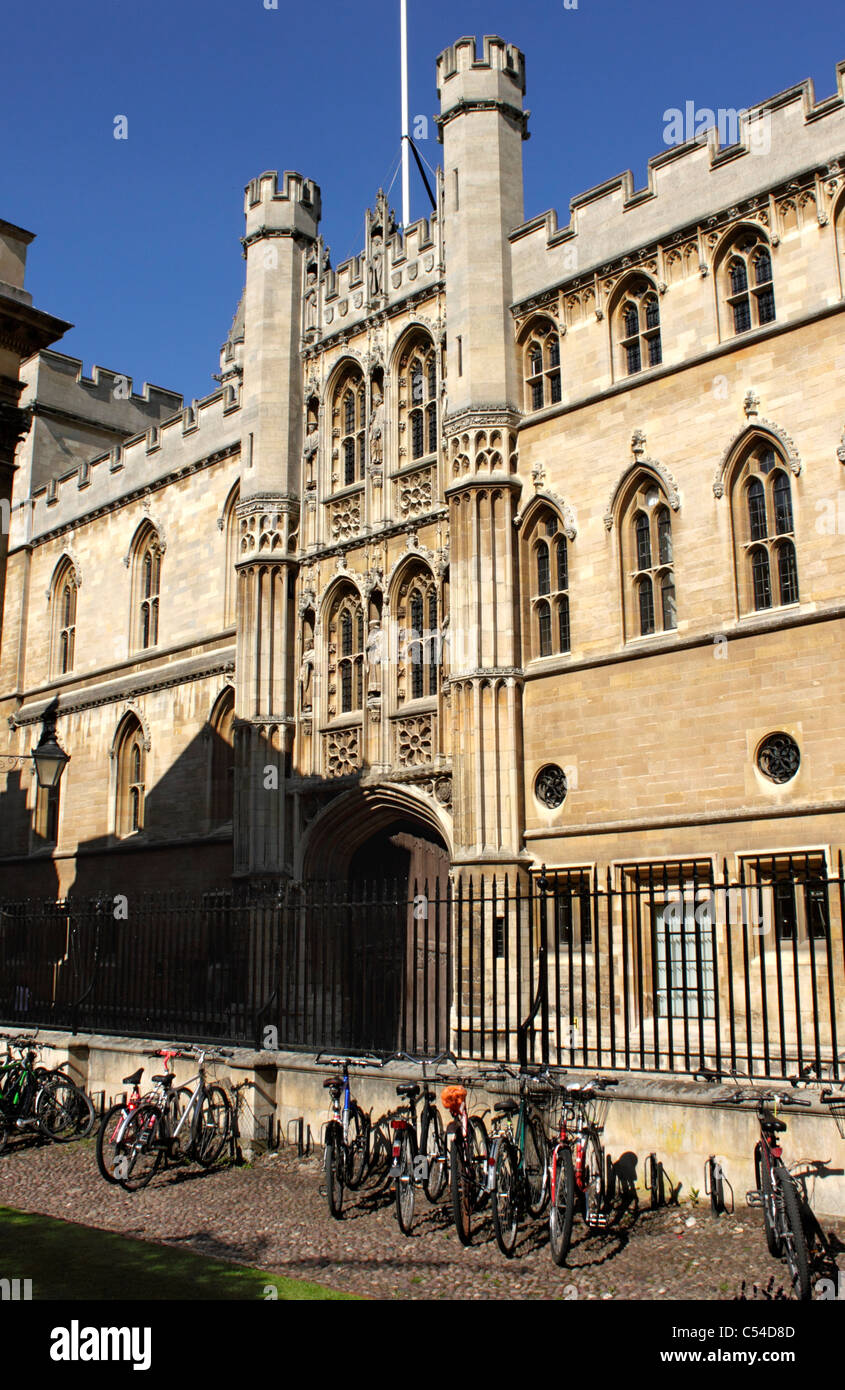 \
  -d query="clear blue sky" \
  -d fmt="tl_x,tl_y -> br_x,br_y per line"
4,0 -> 843,405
